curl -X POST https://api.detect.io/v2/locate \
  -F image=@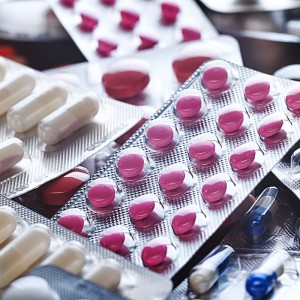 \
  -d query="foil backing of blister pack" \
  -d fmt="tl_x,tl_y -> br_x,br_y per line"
46,0 -> 218,61
0,57 -> 144,198
53,60 -> 300,280
0,194 -> 172,300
